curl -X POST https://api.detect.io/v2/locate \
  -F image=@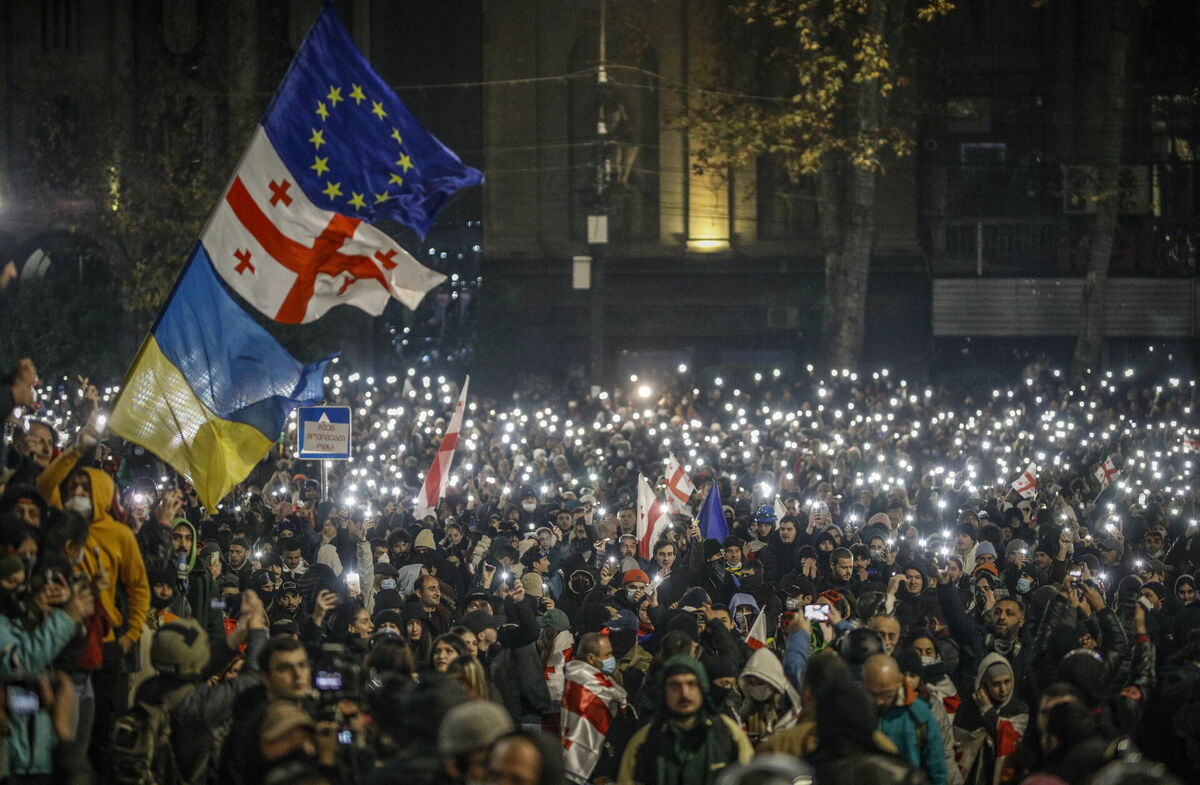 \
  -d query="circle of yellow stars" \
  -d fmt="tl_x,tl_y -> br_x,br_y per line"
307,83 -> 415,212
